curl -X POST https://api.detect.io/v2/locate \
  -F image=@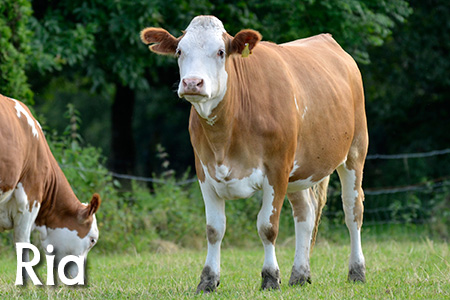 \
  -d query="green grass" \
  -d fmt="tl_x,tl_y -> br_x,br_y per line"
0,231 -> 449,299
